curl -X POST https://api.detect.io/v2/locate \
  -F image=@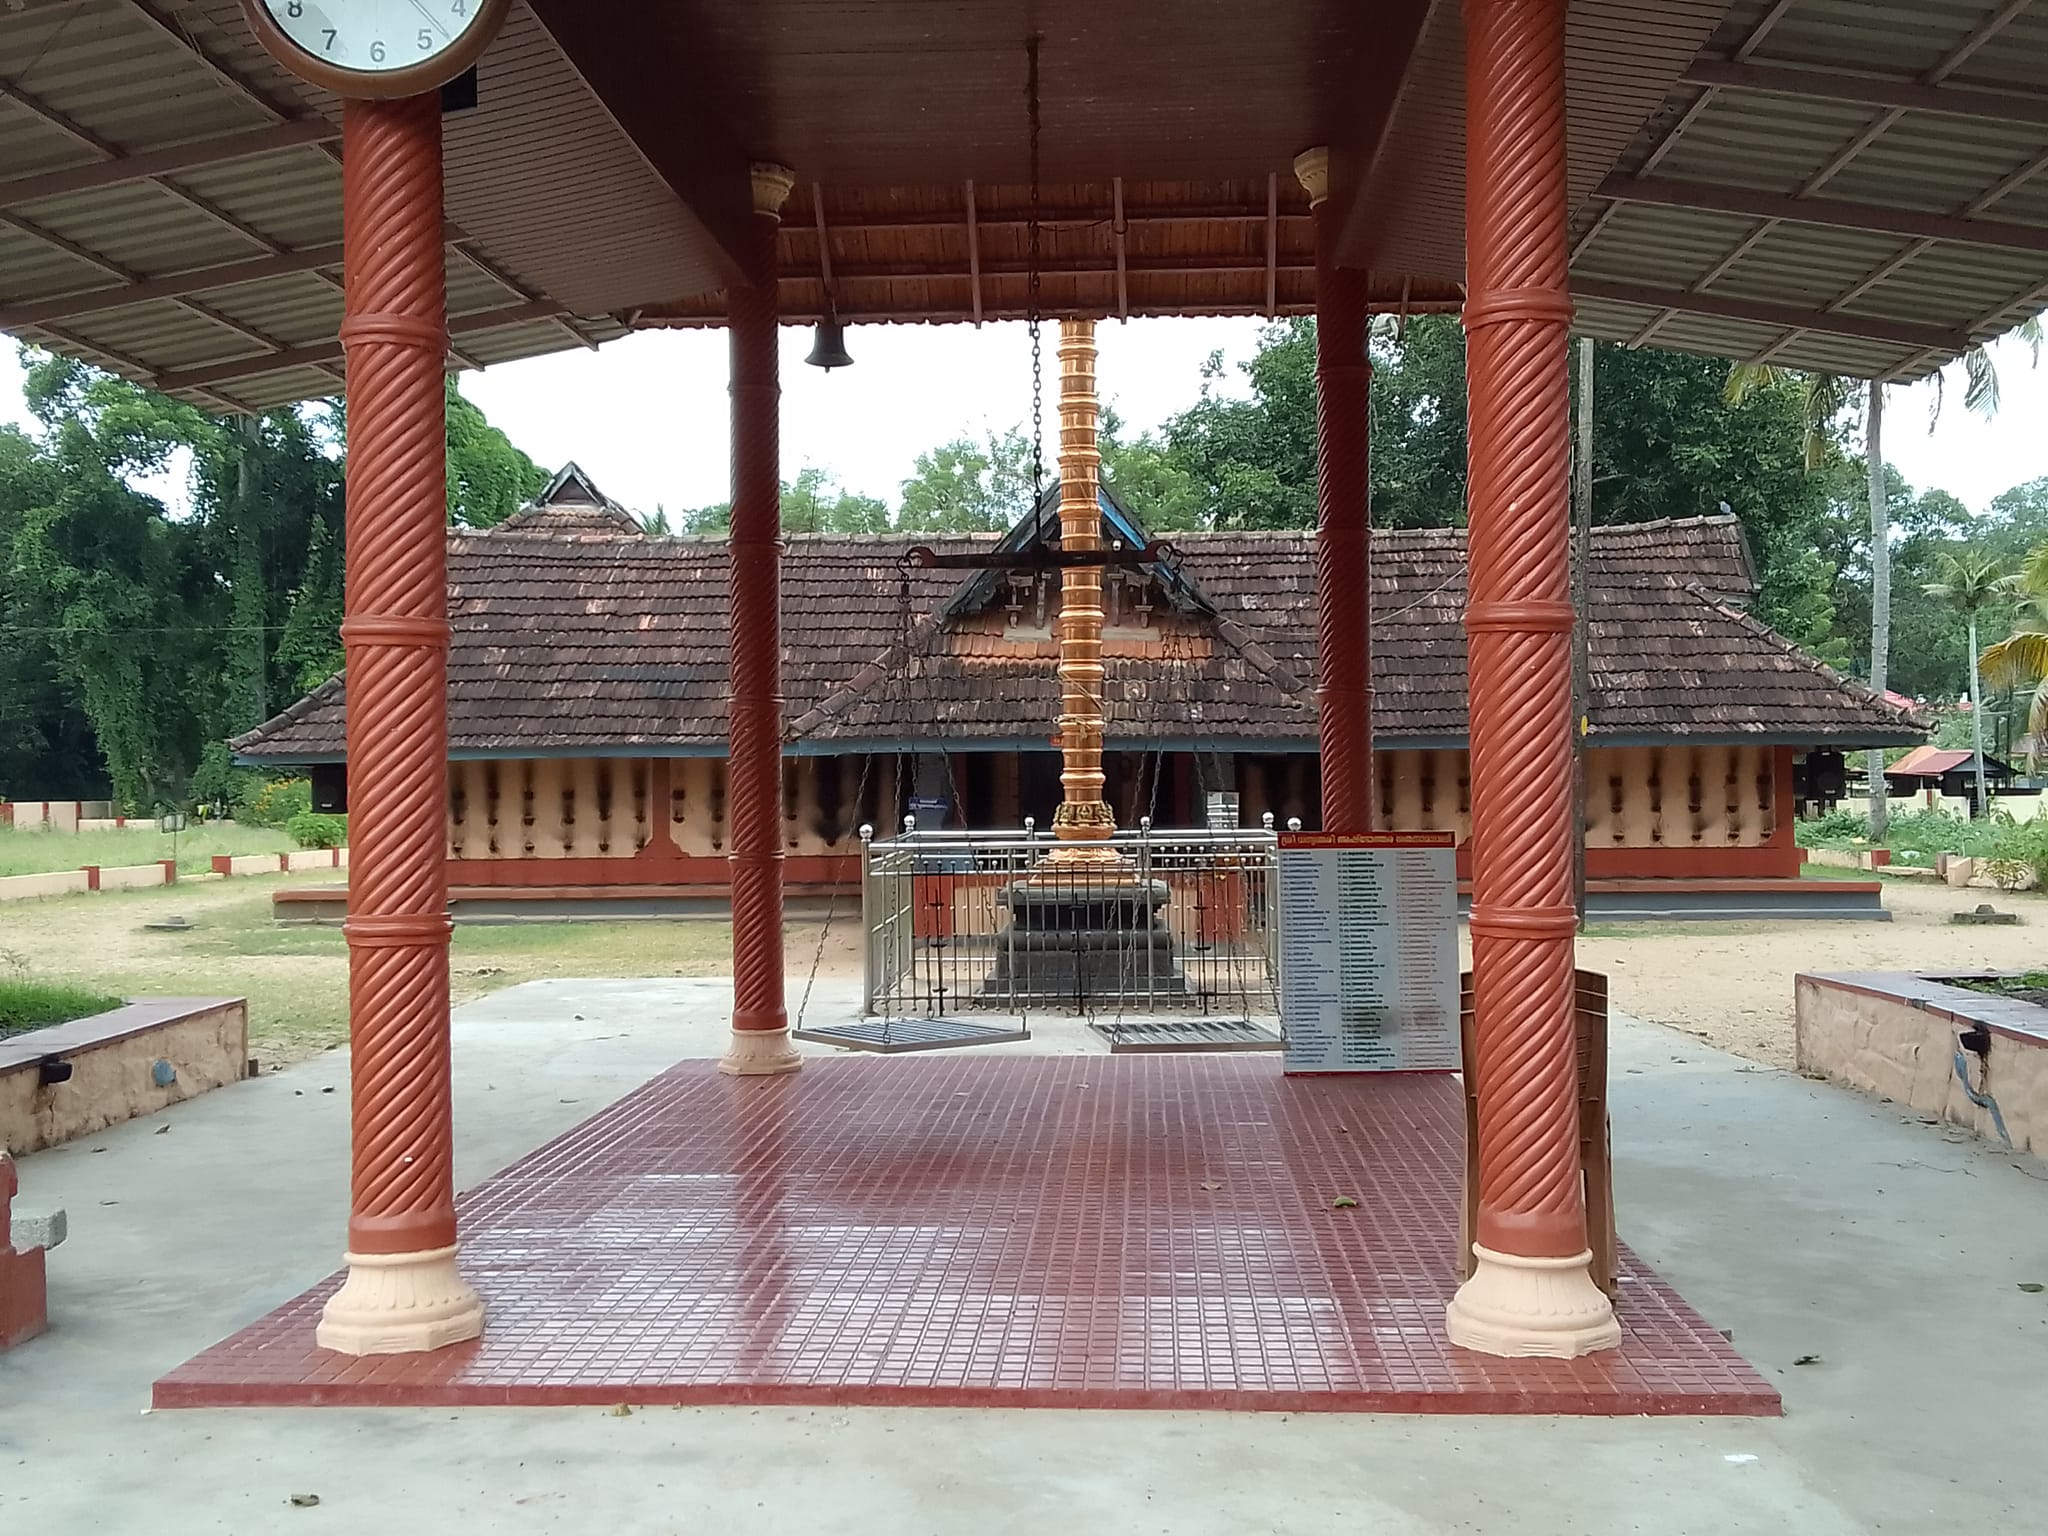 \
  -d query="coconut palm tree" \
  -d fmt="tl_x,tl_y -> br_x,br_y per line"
1922,550 -> 2009,816
1981,541 -> 2048,771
